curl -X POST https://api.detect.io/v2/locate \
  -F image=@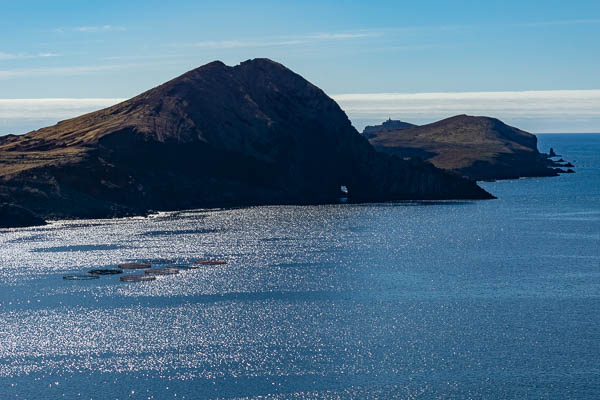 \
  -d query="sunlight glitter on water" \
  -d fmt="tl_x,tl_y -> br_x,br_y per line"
0,135 -> 599,399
